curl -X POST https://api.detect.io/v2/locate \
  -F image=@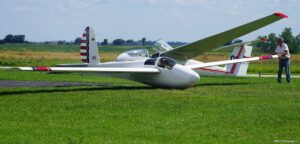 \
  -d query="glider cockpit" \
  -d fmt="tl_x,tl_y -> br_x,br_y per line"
144,57 -> 176,70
